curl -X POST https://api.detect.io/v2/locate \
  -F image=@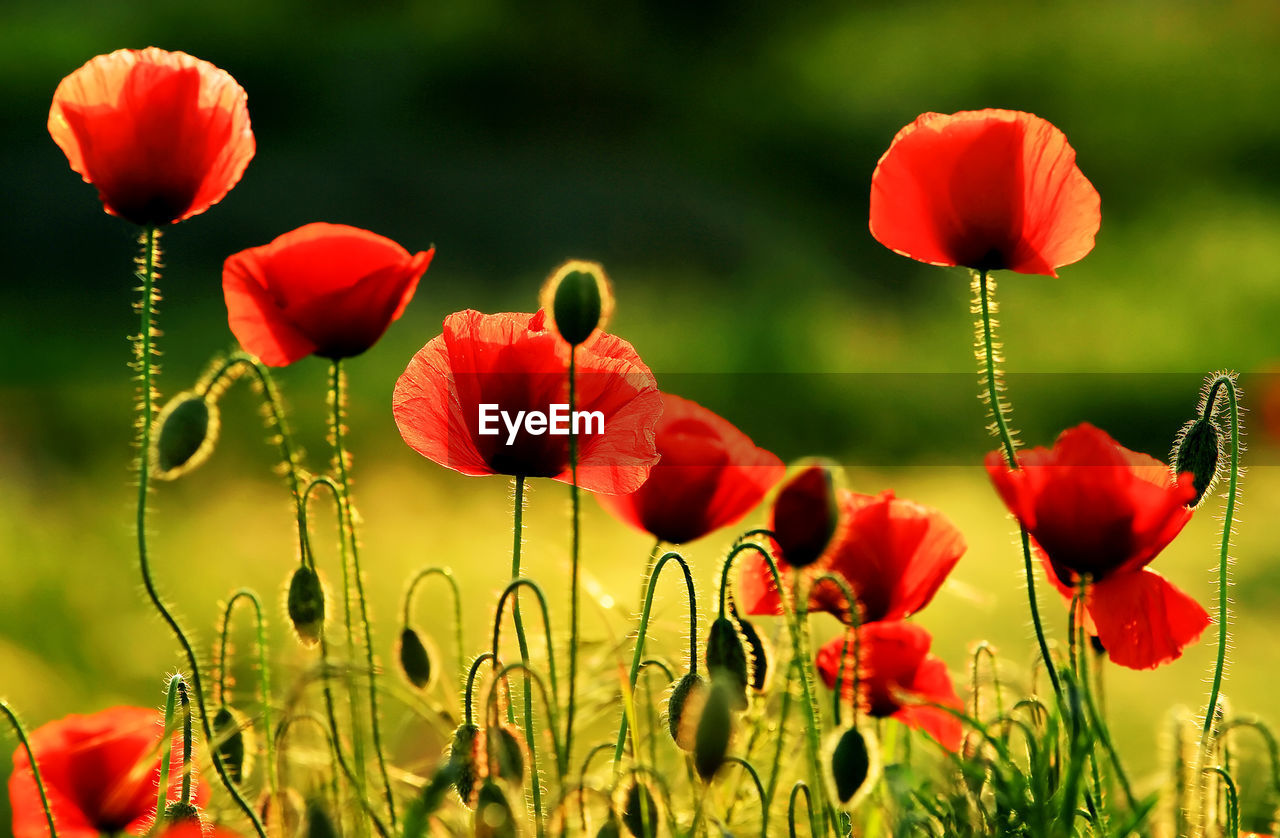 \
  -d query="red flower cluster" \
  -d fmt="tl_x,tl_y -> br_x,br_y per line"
986,423 -> 1209,669
393,309 -> 661,494
740,487 -> 966,625
49,48 -> 254,227
870,109 -> 1100,277
223,223 -> 434,366
595,393 -> 785,543
8,706 -> 205,838
816,621 -> 963,751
